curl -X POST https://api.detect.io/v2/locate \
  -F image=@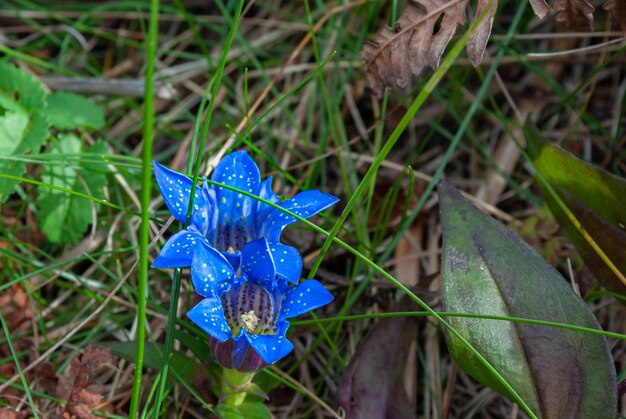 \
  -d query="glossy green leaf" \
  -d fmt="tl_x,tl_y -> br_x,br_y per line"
525,121 -> 626,293
439,182 -> 616,418
0,61 -> 49,202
